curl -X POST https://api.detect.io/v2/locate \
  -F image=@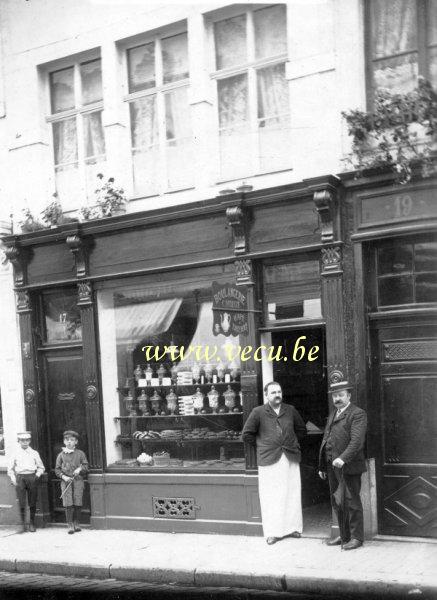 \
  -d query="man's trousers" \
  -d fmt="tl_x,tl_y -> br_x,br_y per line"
15,473 -> 38,508
327,464 -> 364,542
